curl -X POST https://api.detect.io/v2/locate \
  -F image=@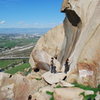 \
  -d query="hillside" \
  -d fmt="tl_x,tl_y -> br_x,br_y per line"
0,33 -> 40,74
